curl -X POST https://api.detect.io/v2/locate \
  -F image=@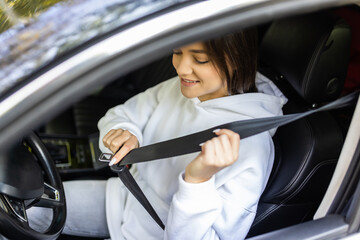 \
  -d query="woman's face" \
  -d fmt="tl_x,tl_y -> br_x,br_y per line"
172,42 -> 228,101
